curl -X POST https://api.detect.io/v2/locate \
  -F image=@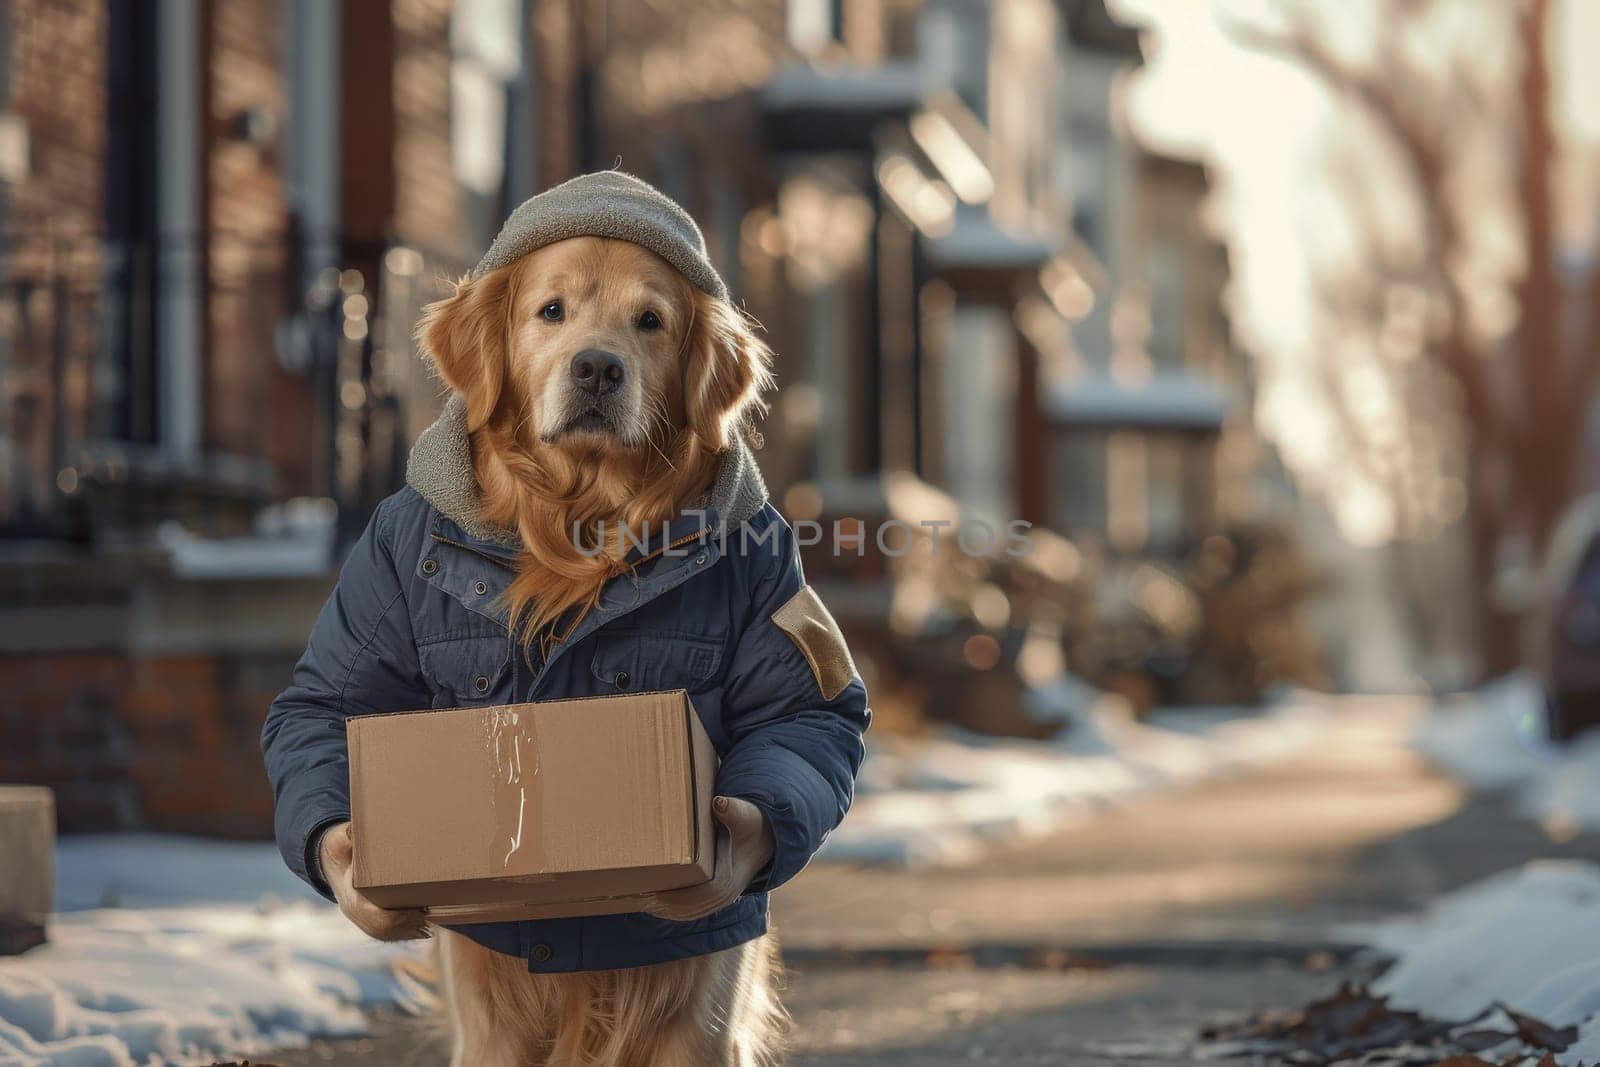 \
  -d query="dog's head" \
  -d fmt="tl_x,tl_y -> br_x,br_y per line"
419,236 -> 772,456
